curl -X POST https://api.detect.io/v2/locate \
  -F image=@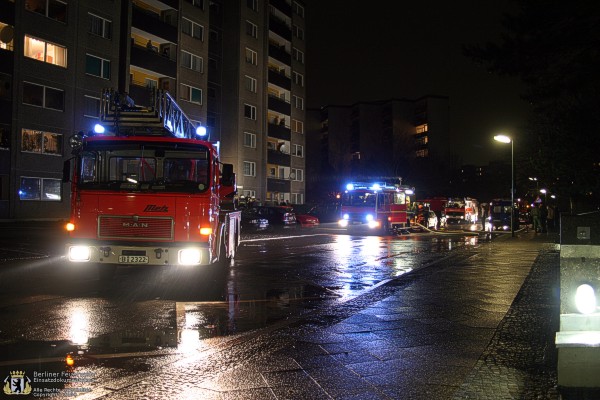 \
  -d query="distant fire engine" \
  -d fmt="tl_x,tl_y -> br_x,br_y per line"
63,88 -> 241,279
443,197 -> 479,228
338,181 -> 414,233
